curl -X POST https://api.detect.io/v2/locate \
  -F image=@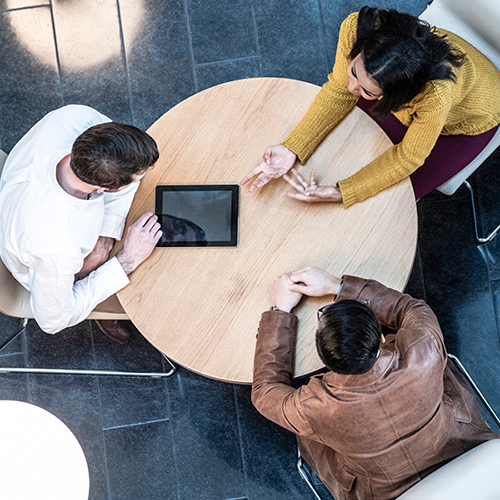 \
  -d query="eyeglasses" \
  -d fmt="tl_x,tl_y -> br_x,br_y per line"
317,298 -> 372,320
